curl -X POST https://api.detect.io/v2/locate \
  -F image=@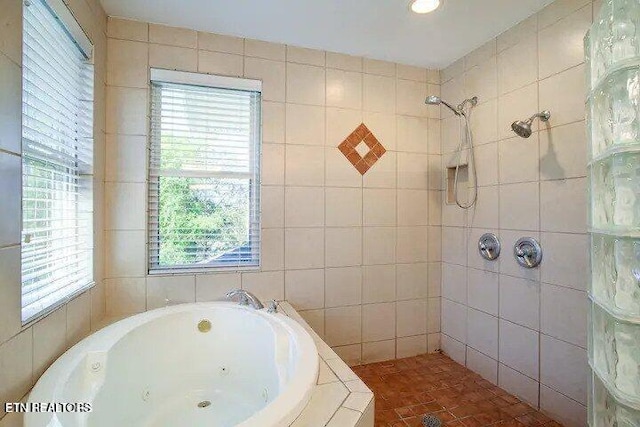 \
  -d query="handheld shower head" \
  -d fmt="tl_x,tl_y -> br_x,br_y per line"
511,110 -> 551,138
425,95 -> 463,116
425,95 -> 441,105
425,95 -> 479,116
